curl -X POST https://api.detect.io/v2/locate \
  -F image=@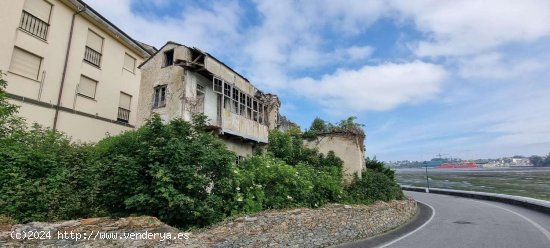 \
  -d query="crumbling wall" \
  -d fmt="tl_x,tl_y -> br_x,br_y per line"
304,132 -> 365,182
136,43 -> 189,126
